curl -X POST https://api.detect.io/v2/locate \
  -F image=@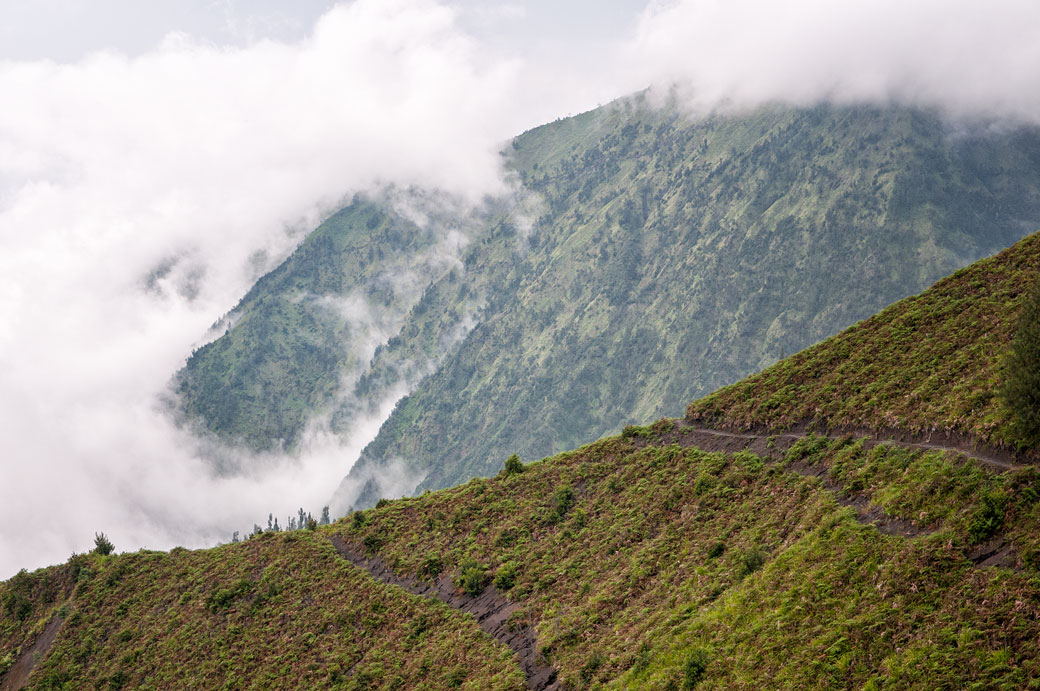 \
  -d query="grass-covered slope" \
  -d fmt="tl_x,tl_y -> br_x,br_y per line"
347,100 -> 1040,499
687,231 -> 1040,454
337,426 -> 1040,689
1,531 -> 524,690
7,239 -> 1040,690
